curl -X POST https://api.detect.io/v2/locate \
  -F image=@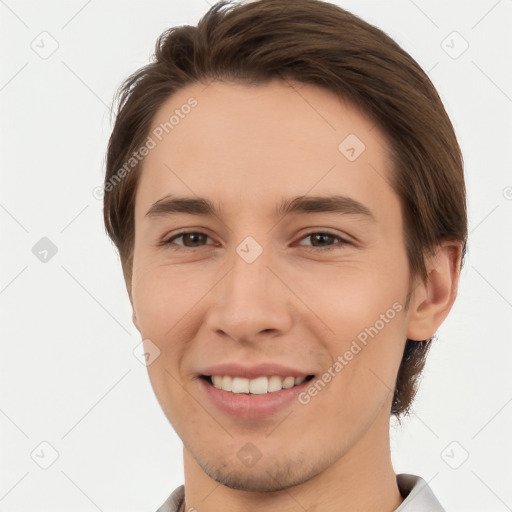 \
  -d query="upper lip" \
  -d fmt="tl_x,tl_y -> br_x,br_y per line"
198,362 -> 315,379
